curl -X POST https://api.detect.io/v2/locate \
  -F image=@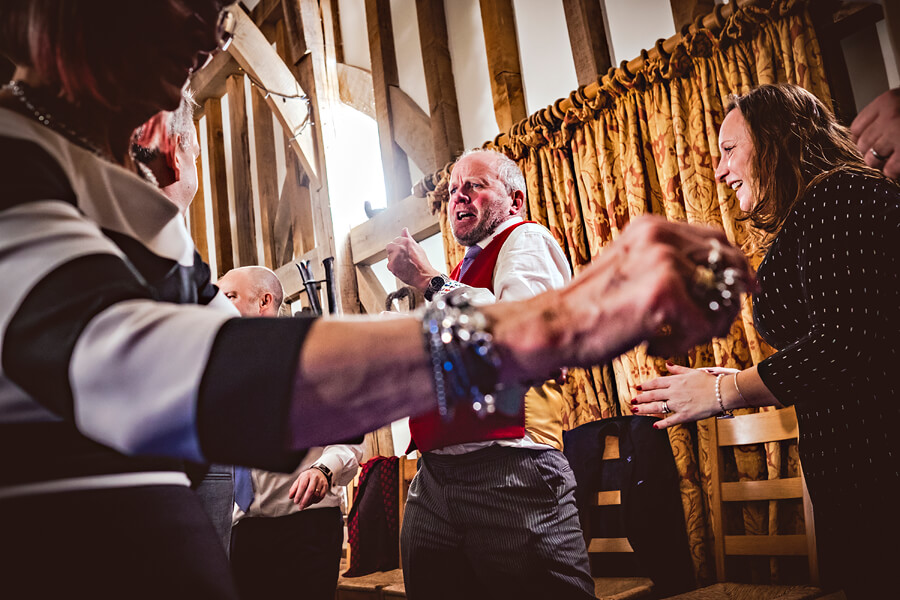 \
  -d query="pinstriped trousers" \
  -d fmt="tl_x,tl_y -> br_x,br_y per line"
400,445 -> 595,600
